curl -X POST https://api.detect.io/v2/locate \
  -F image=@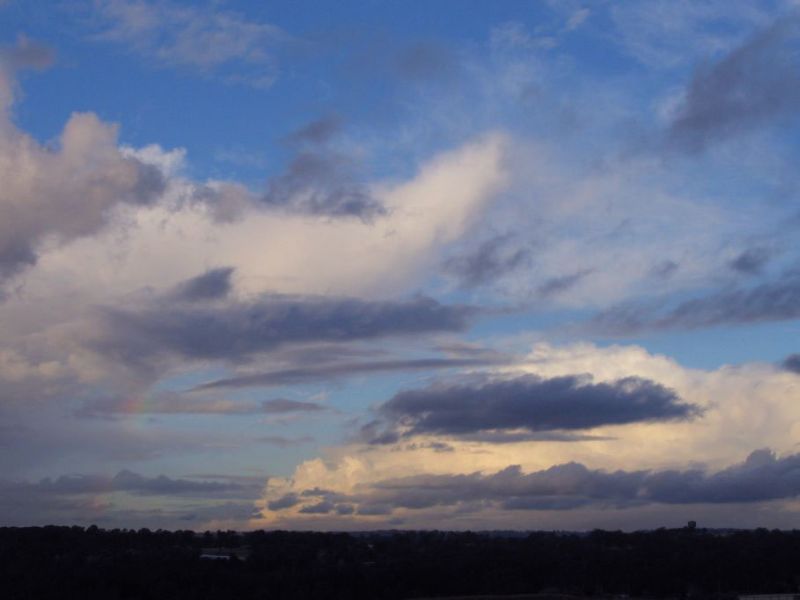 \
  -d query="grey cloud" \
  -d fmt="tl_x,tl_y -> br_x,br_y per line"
267,493 -> 300,510
444,234 -> 529,288
11,469 -> 259,499
299,500 -> 336,514
590,271 -> 800,334
97,294 -> 475,365
262,398 -> 327,414
286,115 -> 343,145
0,35 -> 54,70
729,247 -> 771,275
0,473 -> 261,528
278,449 -> 800,516
76,392 -> 328,417
538,268 -> 593,298
370,373 -> 698,442
256,435 -> 314,447
263,150 -> 385,219
194,357 -> 501,391
643,448 -> 800,504
651,260 -> 679,279
91,0 -> 288,88
172,267 -> 234,301
395,42 -> 459,82
668,15 -> 800,151
782,354 -> 800,374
